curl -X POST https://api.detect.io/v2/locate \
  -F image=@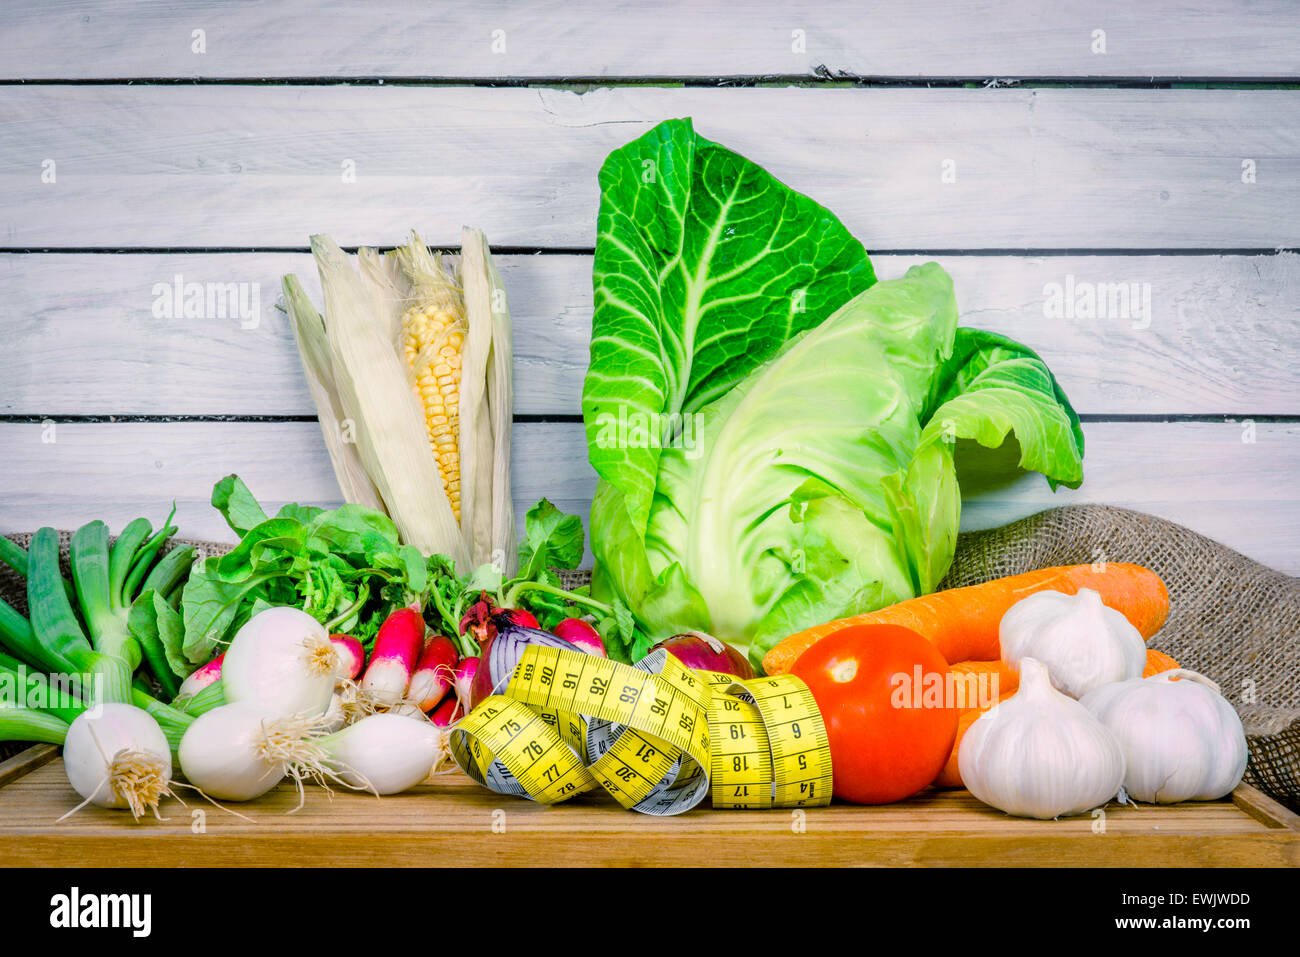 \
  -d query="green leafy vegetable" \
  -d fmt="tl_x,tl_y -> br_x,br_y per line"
517,499 -> 585,581
583,117 -> 877,536
180,476 -> 427,662
212,474 -> 271,536
583,121 -> 1085,666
